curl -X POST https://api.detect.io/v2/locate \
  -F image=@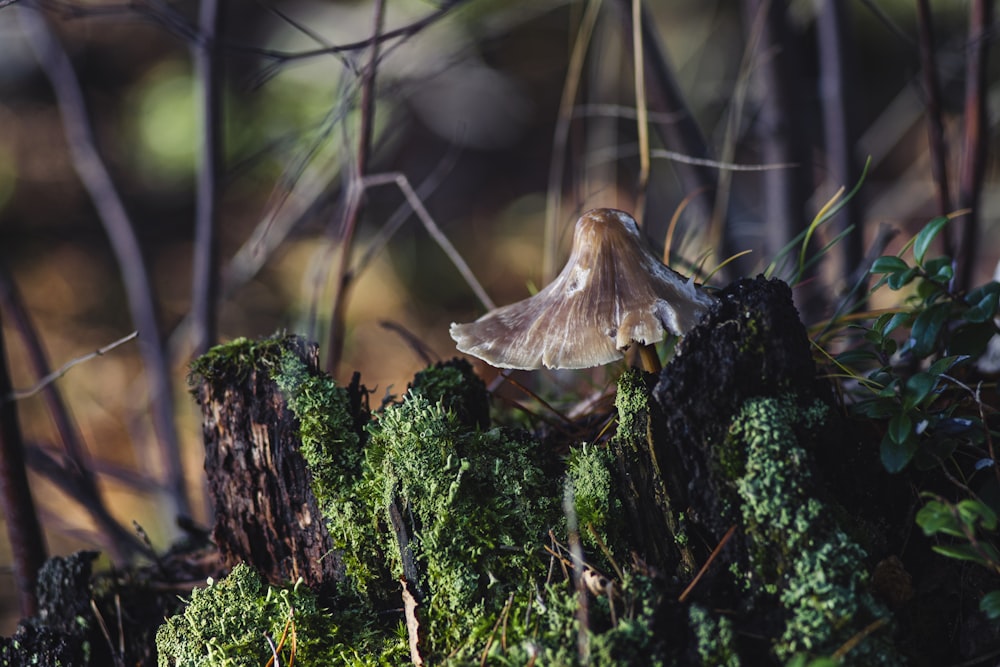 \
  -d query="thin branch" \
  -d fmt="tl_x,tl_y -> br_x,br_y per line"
8,332 -> 138,402
915,0 -> 953,226
361,172 -> 494,311
191,0 -> 224,357
650,149 -> 795,171
0,263 -> 144,558
0,307 -> 46,618
817,0 -> 863,283
956,0 -> 993,292
17,3 -> 190,517
631,0 -> 650,222
544,0 -> 603,282
326,0 -> 386,376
